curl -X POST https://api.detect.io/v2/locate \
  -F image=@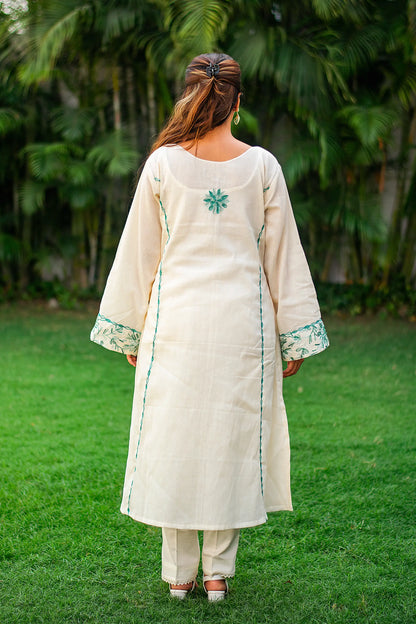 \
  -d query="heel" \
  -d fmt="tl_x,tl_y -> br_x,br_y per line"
169,580 -> 196,599
203,575 -> 229,602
